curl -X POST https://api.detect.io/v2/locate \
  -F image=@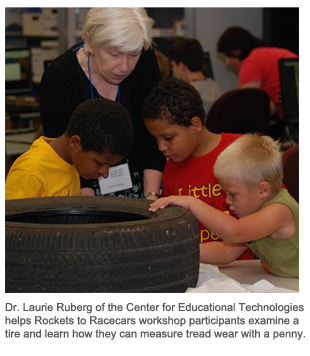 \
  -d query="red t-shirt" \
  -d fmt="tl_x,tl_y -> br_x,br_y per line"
163,133 -> 255,260
239,47 -> 298,117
